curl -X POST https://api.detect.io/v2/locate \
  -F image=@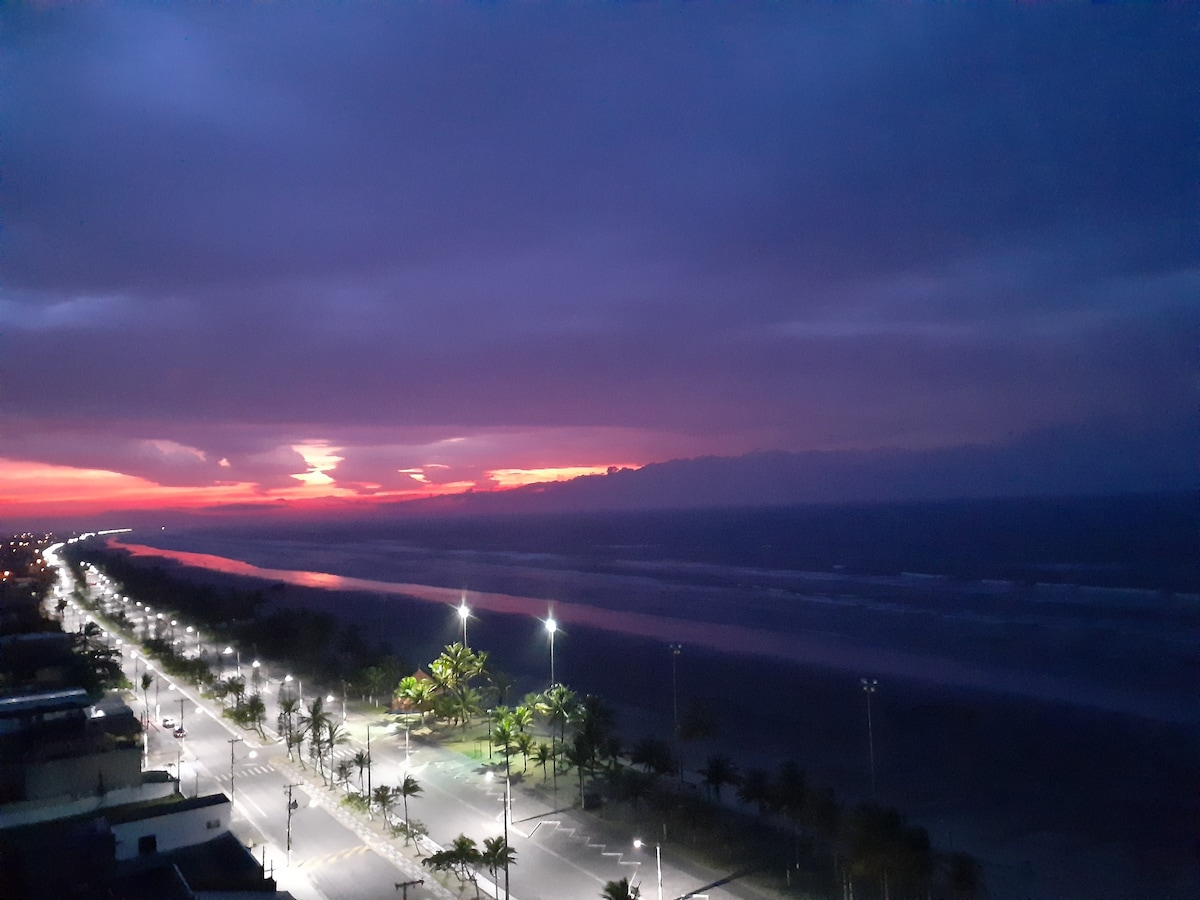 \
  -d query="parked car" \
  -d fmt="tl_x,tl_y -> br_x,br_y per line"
162,716 -> 175,729
173,726 -> 187,739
